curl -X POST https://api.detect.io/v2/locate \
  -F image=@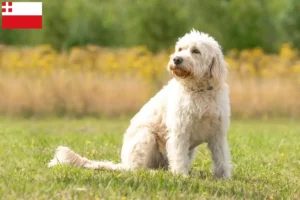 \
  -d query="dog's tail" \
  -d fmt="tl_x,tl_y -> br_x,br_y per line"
48,146 -> 127,170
